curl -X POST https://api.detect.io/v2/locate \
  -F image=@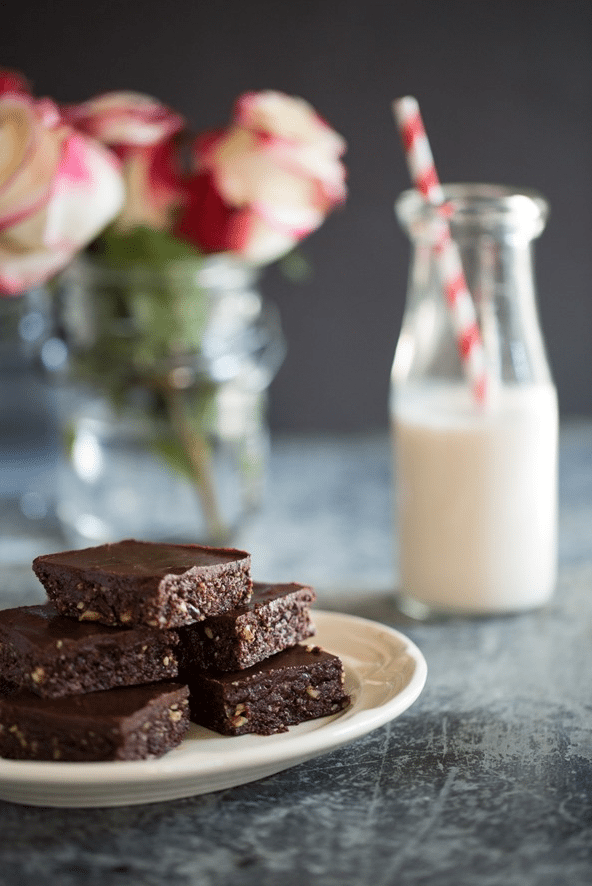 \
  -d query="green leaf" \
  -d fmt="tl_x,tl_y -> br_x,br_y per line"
98,226 -> 204,268
85,227 -> 216,367
278,247 -> 313,282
